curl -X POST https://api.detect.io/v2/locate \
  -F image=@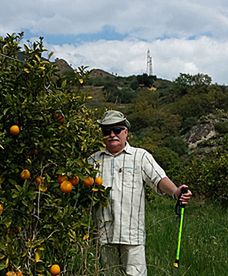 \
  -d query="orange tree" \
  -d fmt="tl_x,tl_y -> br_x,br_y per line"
0,33 -> 110,275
